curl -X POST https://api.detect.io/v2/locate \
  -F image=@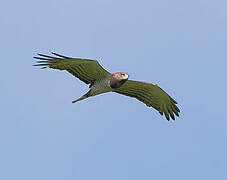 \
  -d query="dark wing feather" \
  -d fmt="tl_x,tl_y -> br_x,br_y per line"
34,52 -> 110,84
115,80 -> 180,121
